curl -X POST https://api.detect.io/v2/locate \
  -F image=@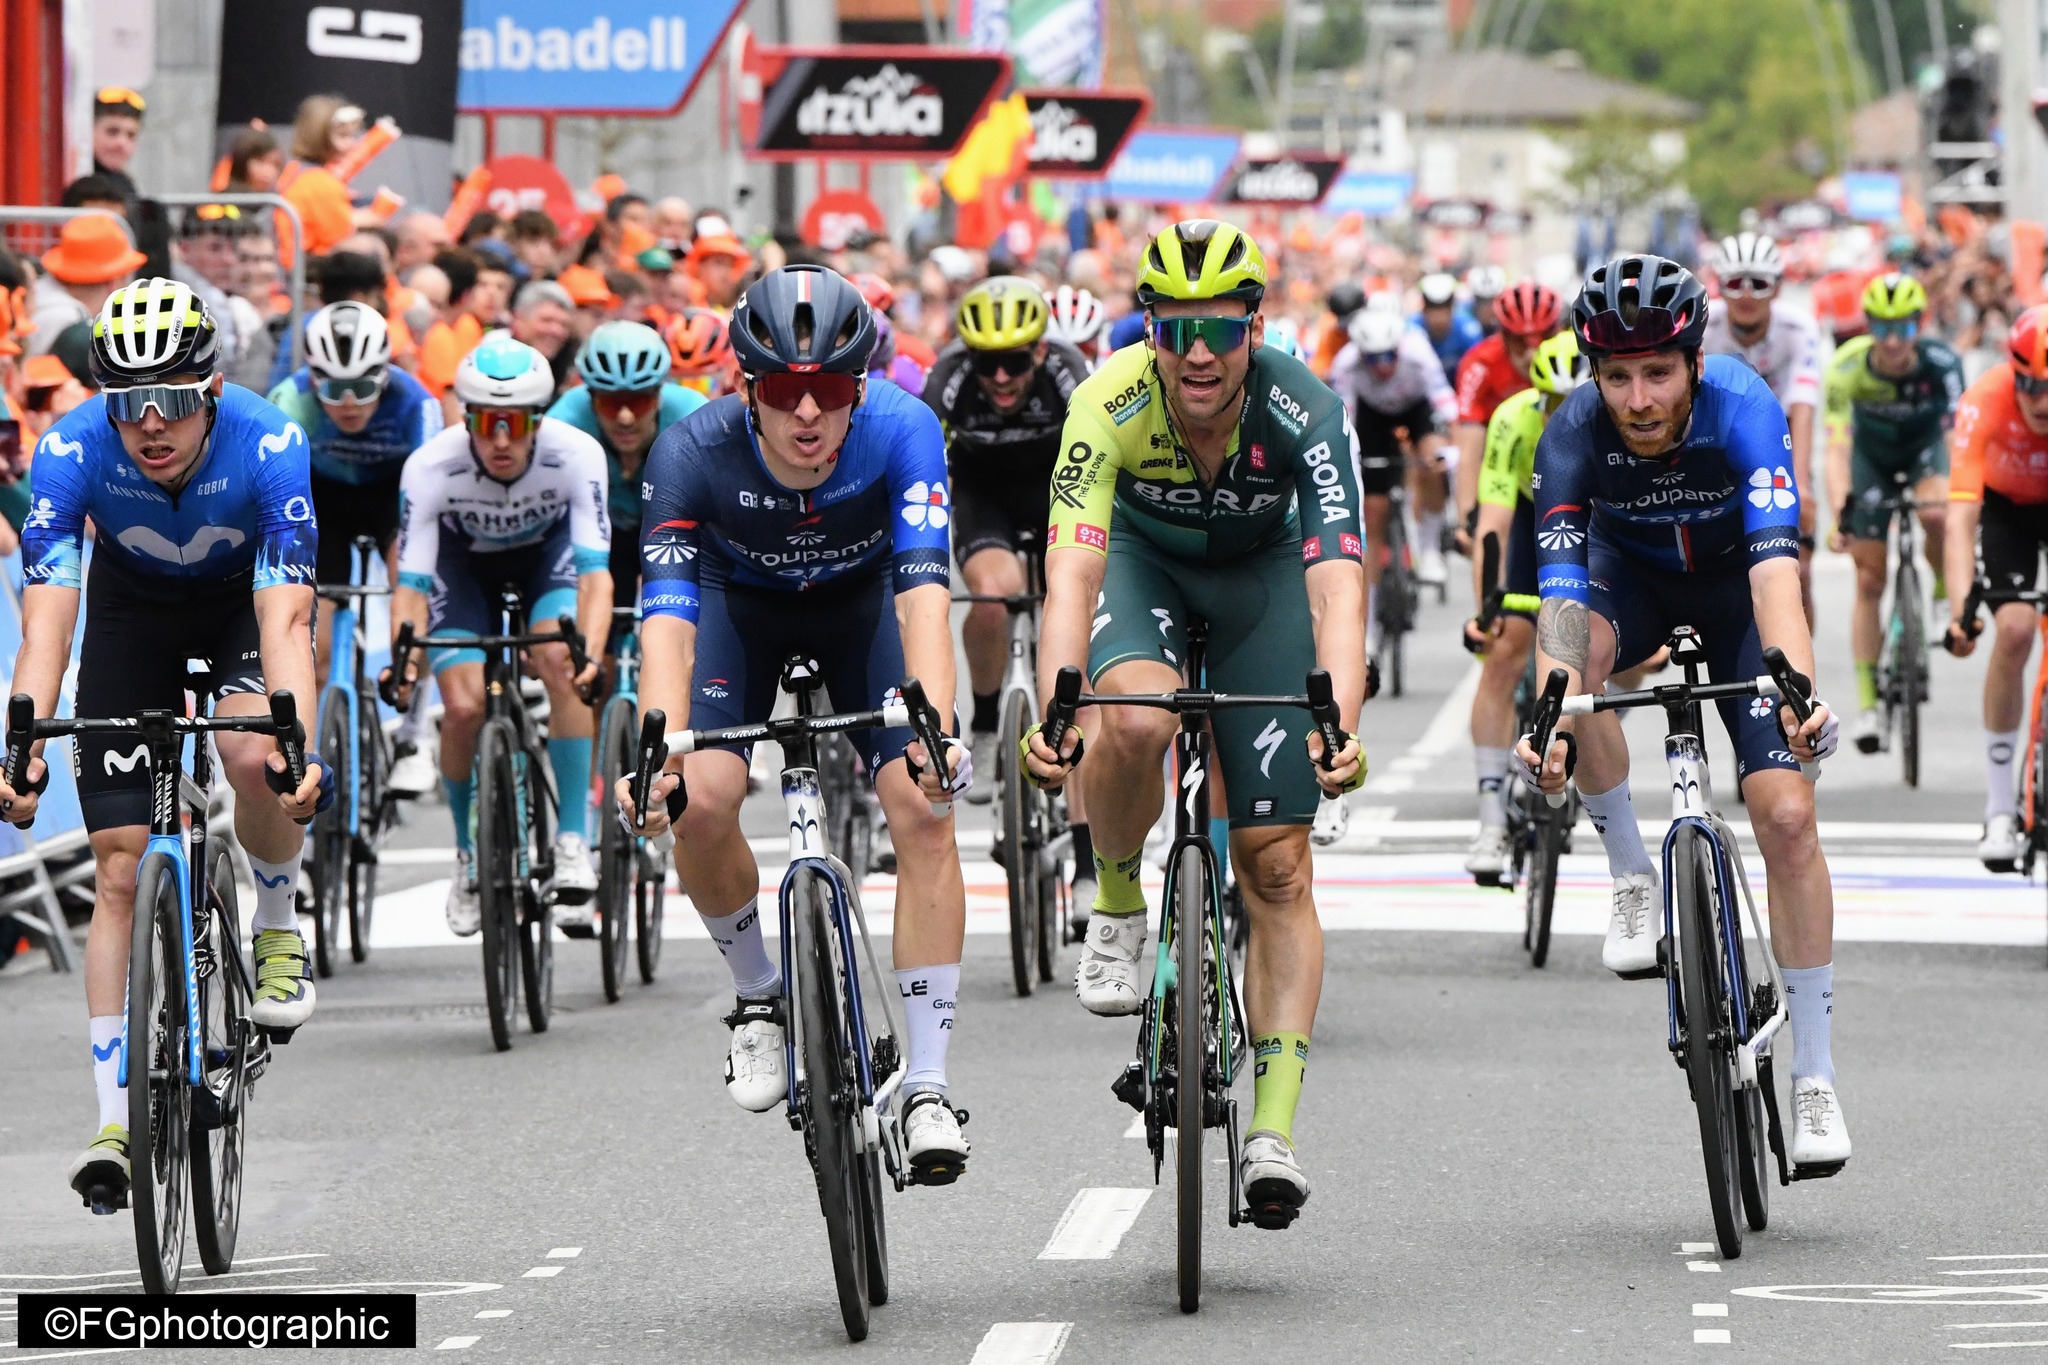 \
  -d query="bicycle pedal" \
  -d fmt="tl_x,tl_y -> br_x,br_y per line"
1243,1184 -> 1303,1231
1471,871 -> 1504,890
258,1025 -> 297,1044
190,1088 -> 223,1131
558,924 -> 596,941
908,1154 -> 966,1187
1111,1061 -> 1147,1112
83,1190 -> 128,1215
1616,937 -> 1671,983
1985,857 -> 2018,875
1791,1159 -> 1847,1181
